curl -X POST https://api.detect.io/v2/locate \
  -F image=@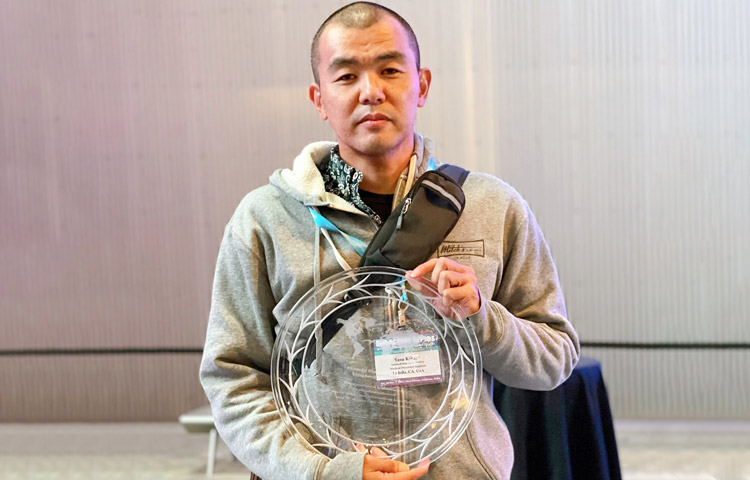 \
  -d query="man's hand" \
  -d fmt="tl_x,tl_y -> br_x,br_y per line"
407,258 -> 481,320
357,444 -> 430,479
